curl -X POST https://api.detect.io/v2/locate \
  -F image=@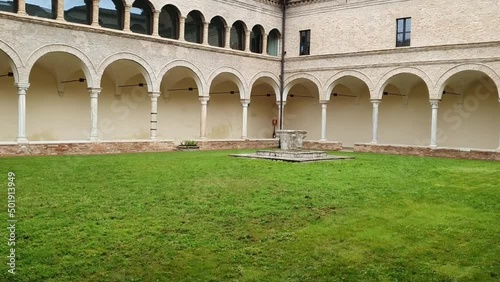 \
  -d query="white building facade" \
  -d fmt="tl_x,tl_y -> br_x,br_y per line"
0,0 -> 499,159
